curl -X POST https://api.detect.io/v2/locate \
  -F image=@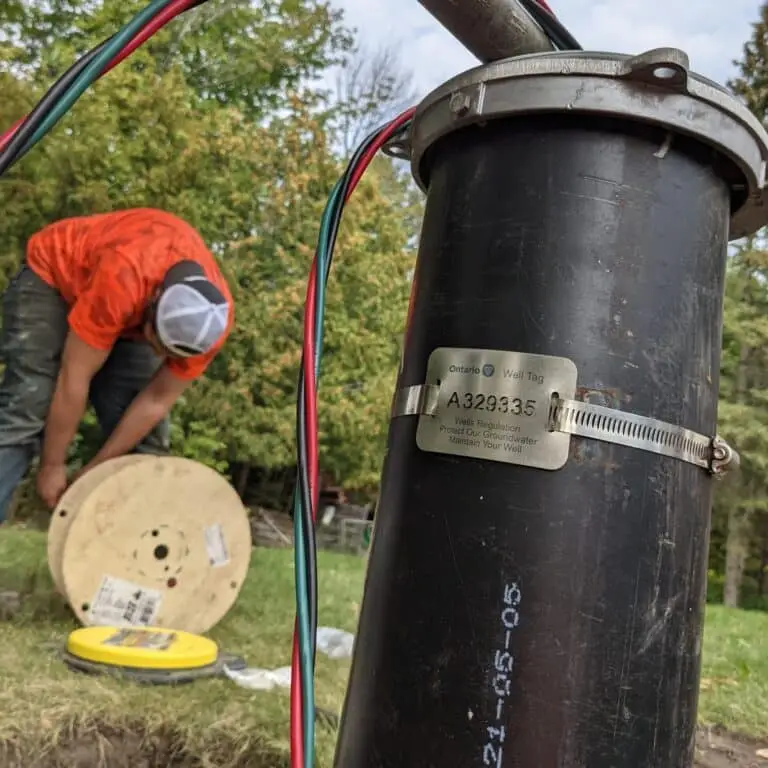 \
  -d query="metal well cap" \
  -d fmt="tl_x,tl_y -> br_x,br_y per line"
401,48 -> 768,241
